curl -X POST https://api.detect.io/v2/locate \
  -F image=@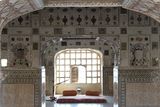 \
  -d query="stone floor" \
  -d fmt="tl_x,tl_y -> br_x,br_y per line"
47,102 -> 113,107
